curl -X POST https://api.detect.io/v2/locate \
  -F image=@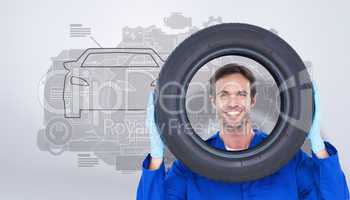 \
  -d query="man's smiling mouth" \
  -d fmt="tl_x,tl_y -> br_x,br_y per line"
226,111 -> 241,116
224,107 -> 243,118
